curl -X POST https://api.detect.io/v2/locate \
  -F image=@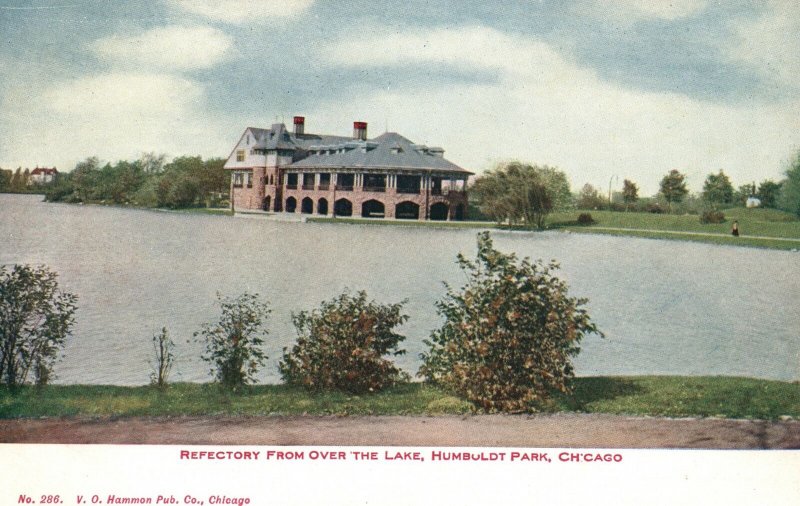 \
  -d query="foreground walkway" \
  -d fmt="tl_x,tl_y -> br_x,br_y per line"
2,414 -> 798,448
